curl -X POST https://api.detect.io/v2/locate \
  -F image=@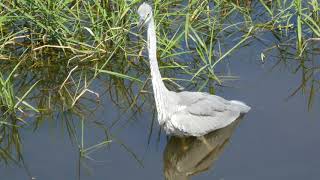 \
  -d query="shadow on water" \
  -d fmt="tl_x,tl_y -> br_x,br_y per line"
164,118 -> 241,180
